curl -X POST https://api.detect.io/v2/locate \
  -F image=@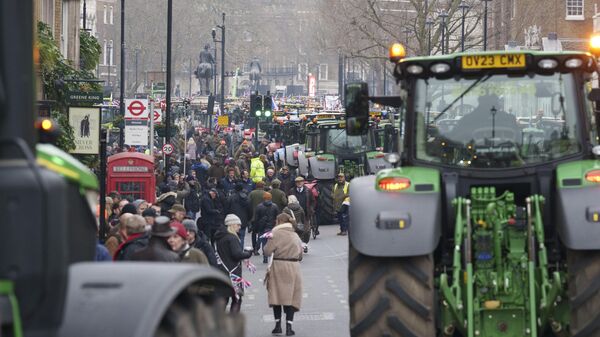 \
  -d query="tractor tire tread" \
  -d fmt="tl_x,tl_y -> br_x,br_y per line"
568,249 -> 600,337
349,243 -> 434,337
